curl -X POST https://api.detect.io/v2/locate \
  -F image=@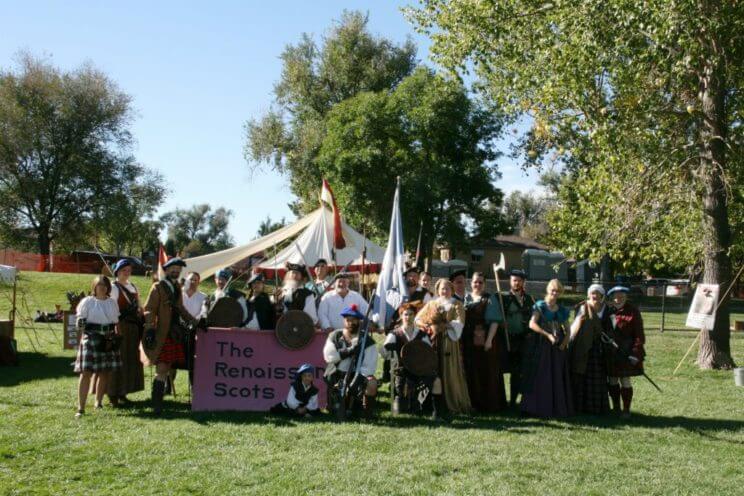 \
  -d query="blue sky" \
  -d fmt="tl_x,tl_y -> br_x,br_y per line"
1,1 -> 539,245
